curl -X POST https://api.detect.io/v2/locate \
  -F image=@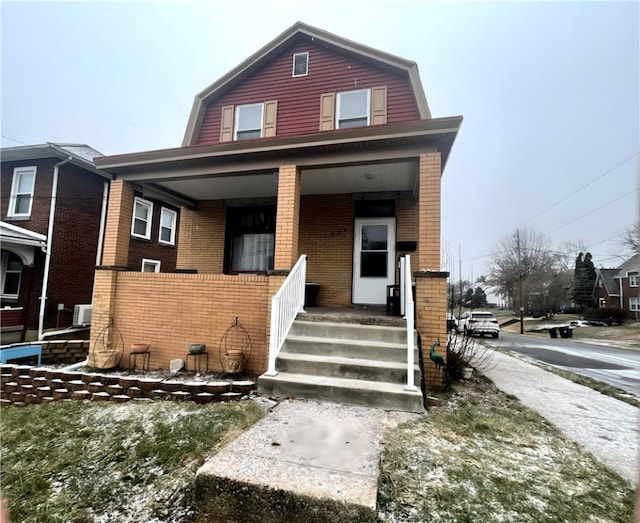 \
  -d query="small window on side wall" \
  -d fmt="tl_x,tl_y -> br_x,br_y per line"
141,259 -> 161,273
292,52 -> 308,77
131,197 -> 153,240
159,207 -> 177,245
